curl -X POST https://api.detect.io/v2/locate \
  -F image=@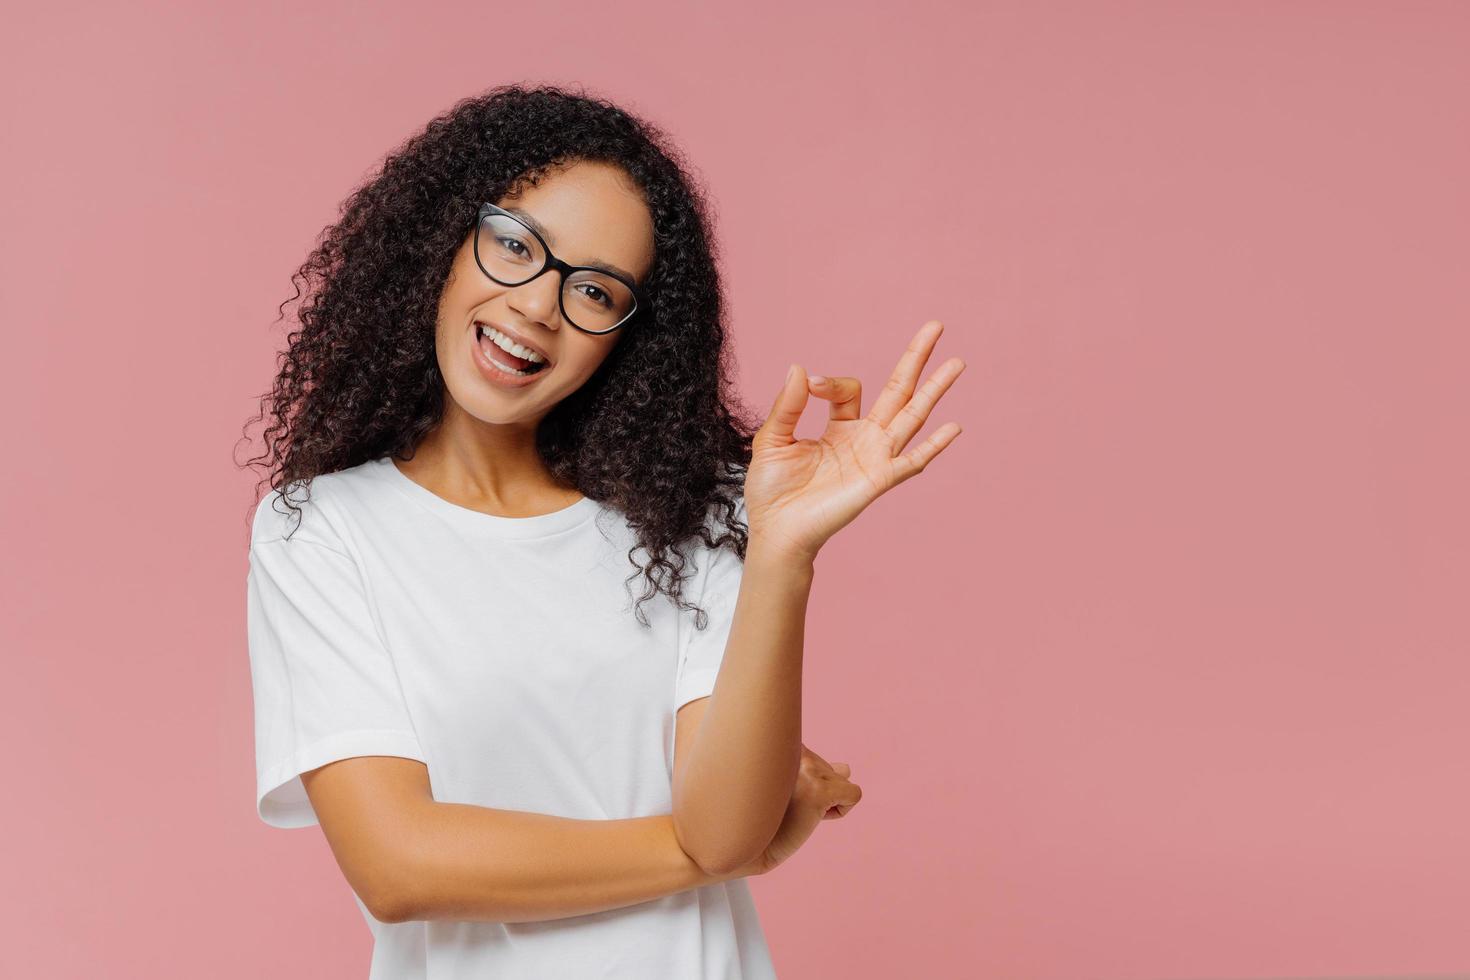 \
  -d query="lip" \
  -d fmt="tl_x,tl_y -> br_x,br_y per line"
474,320 -> 553,367
471,323 -> 552,389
